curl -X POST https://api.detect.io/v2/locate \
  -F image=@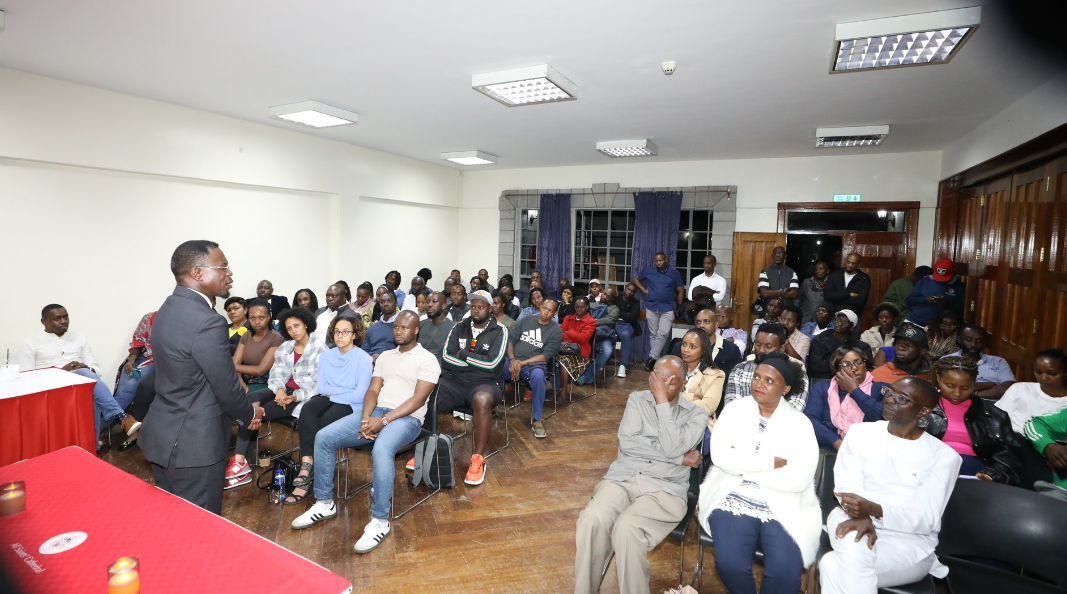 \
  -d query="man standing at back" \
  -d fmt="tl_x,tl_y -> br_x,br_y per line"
824,252 -> 872,318
632,251 -> 685,371
142,240 -> 265,515
758,246 -> 799,308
